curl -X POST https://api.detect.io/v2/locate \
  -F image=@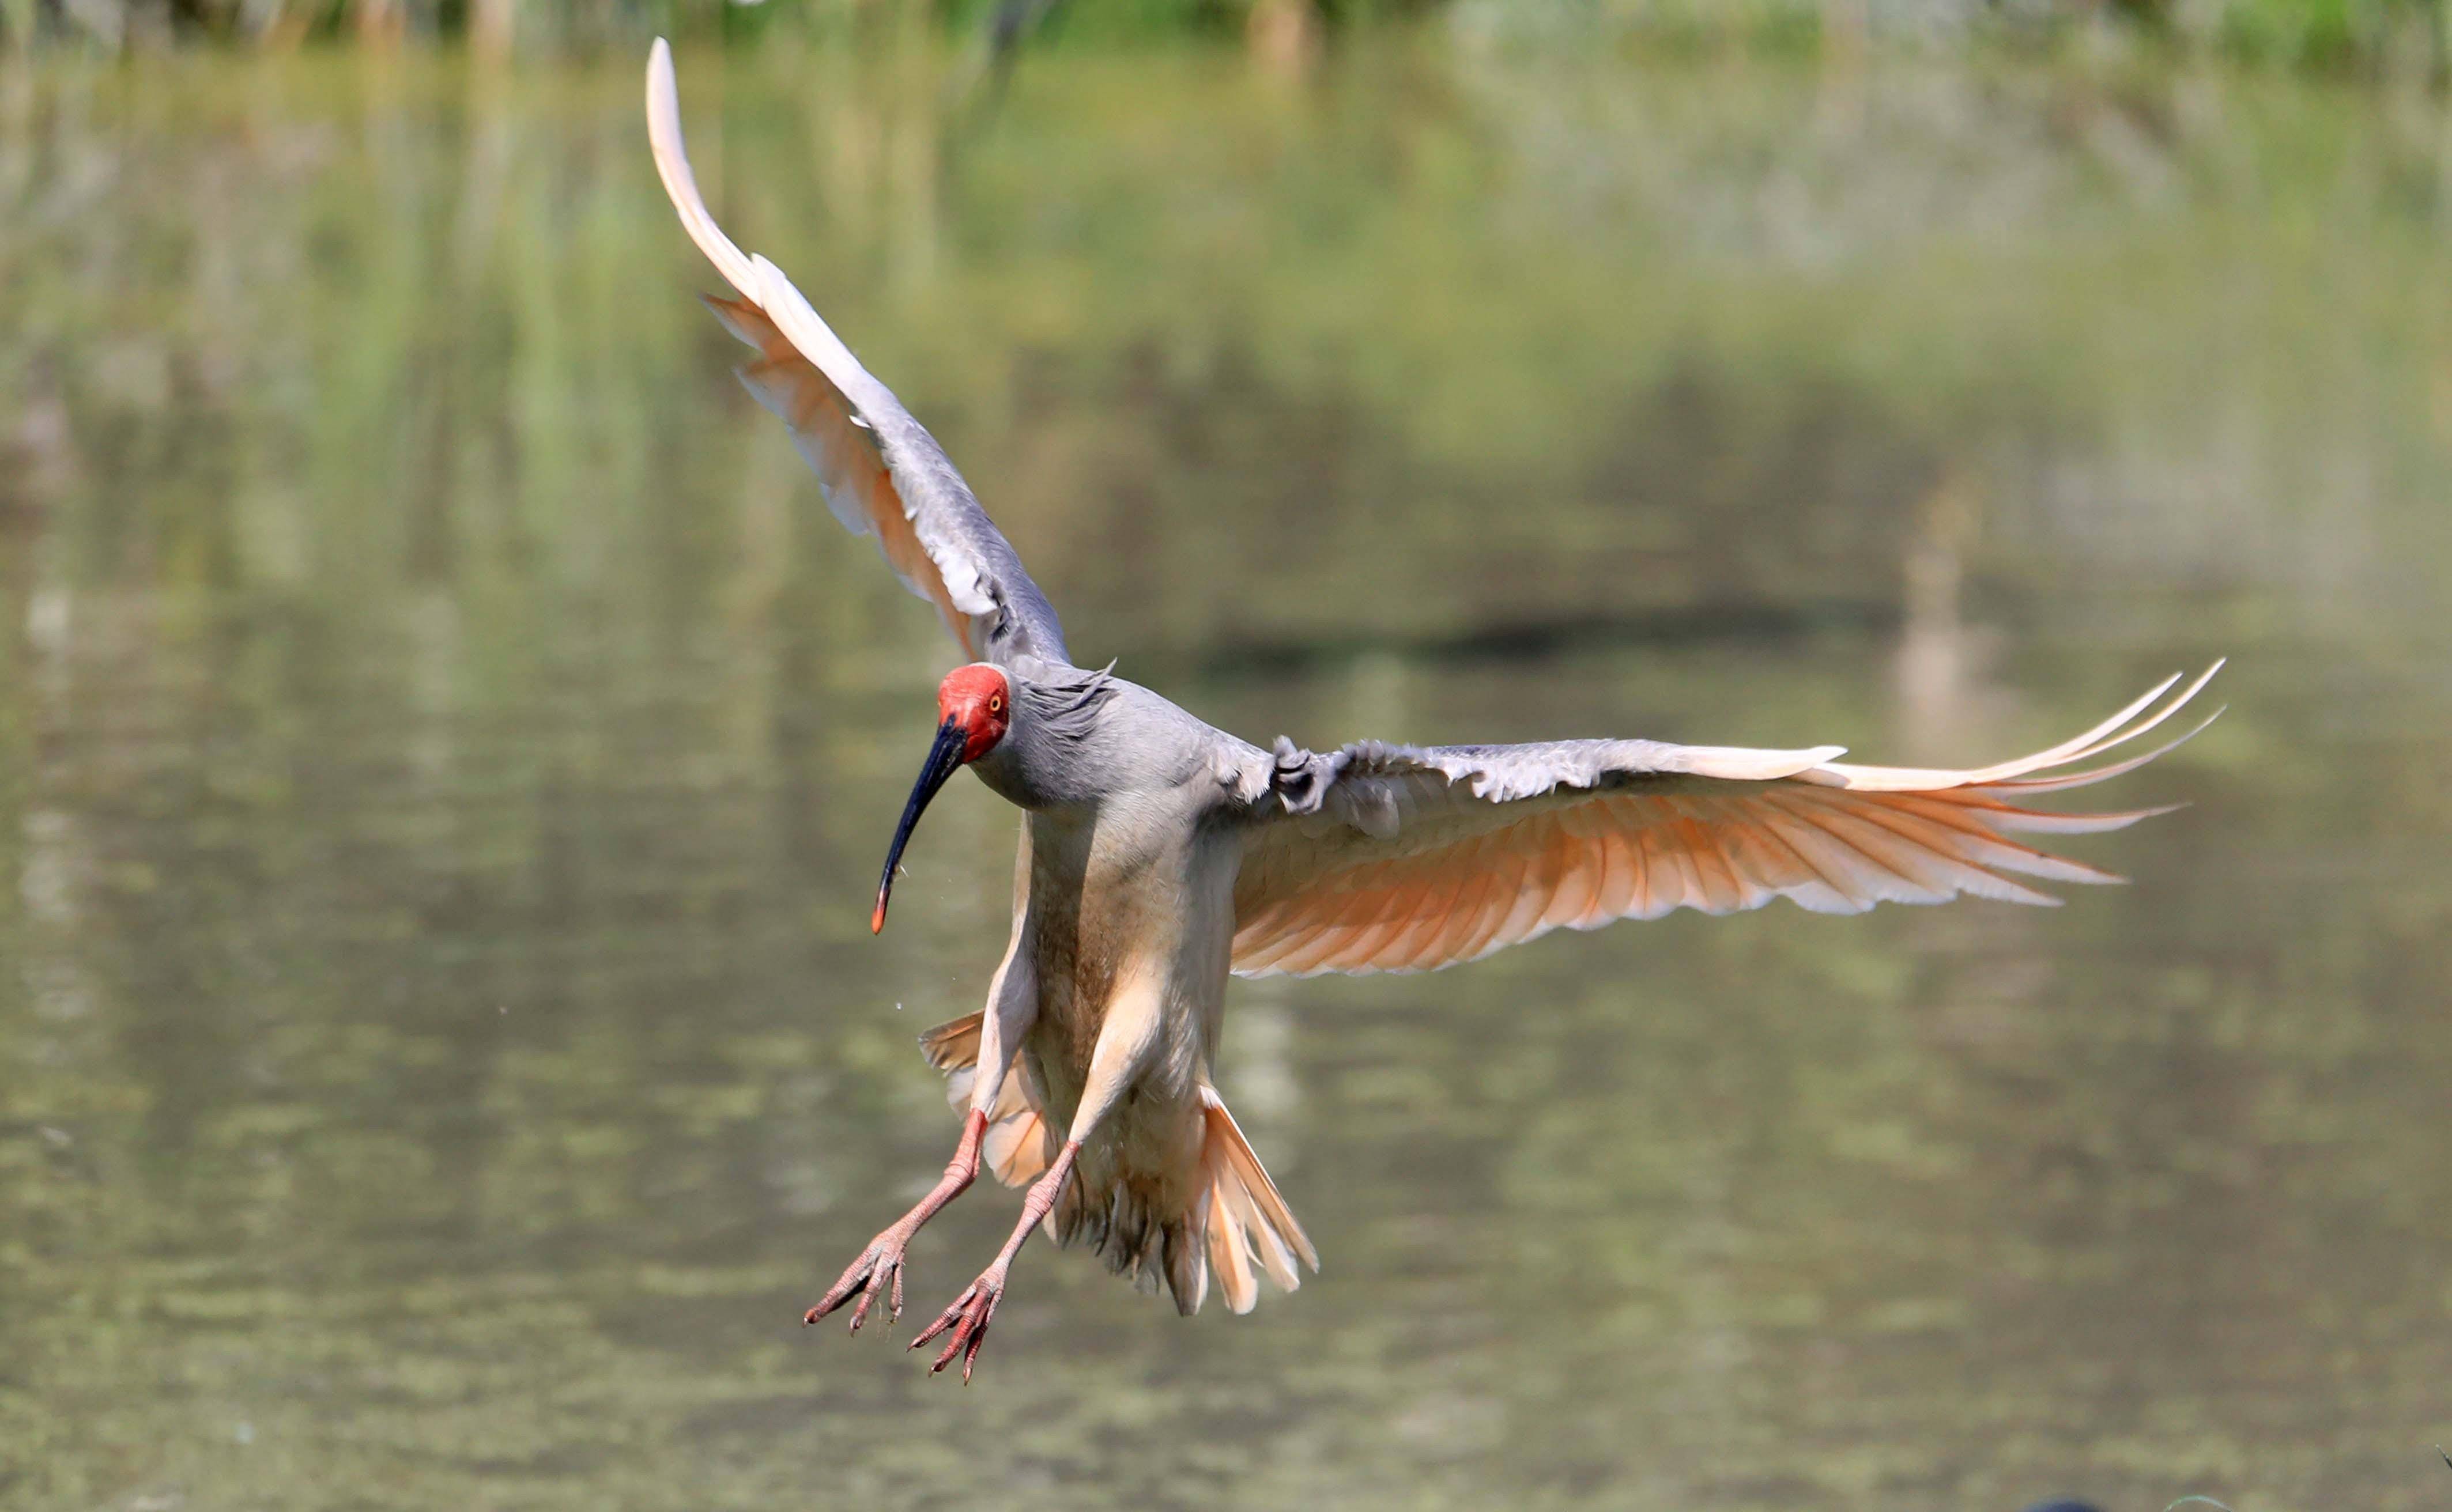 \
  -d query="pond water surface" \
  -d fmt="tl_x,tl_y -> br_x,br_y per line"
2,40 -> 2450,1512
